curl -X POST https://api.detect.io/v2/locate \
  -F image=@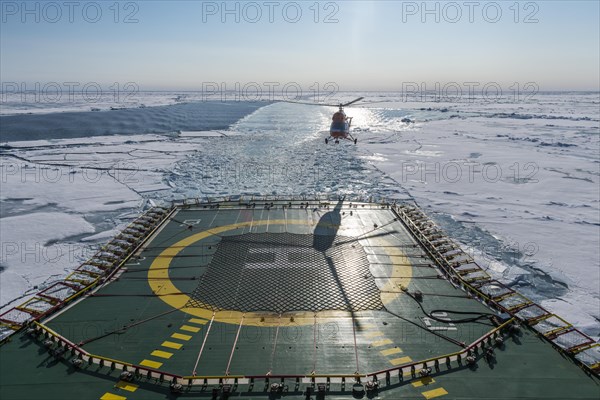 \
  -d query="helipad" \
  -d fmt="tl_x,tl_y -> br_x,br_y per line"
0,198 -> 598,399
